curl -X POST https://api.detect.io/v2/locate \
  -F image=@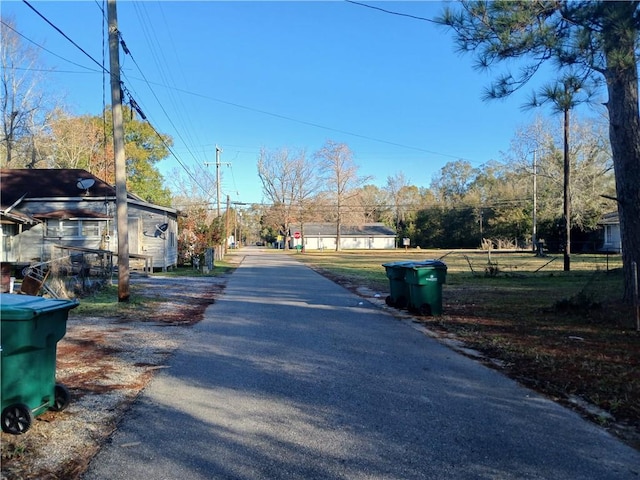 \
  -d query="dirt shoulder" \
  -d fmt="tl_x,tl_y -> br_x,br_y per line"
1,273 -> 229,480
